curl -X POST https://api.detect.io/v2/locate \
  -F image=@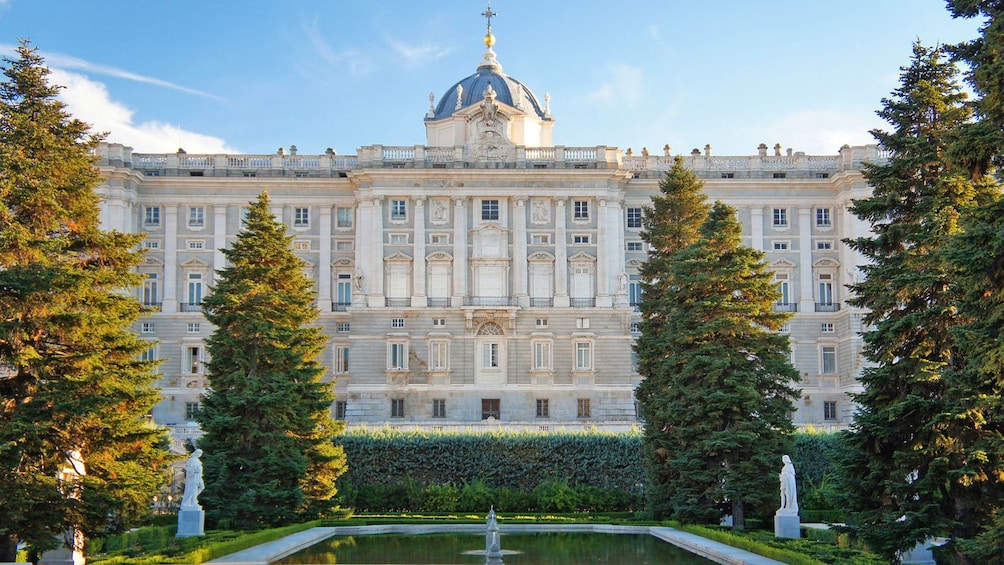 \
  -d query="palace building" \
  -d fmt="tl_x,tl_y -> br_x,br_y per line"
93,19 -> 877,439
